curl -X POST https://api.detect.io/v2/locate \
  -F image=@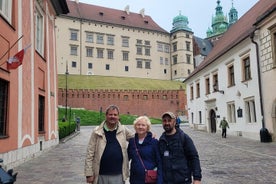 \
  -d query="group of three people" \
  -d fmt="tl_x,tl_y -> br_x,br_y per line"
84,105 -> 202,184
